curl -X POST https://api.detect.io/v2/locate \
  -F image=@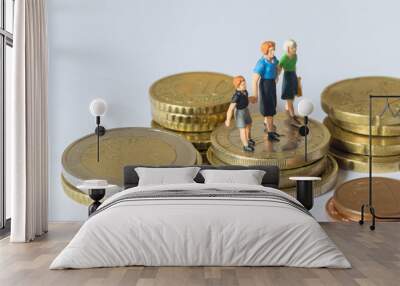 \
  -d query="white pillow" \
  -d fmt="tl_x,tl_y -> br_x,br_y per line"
200,169 -> 266,185
135,167 -> 201,186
